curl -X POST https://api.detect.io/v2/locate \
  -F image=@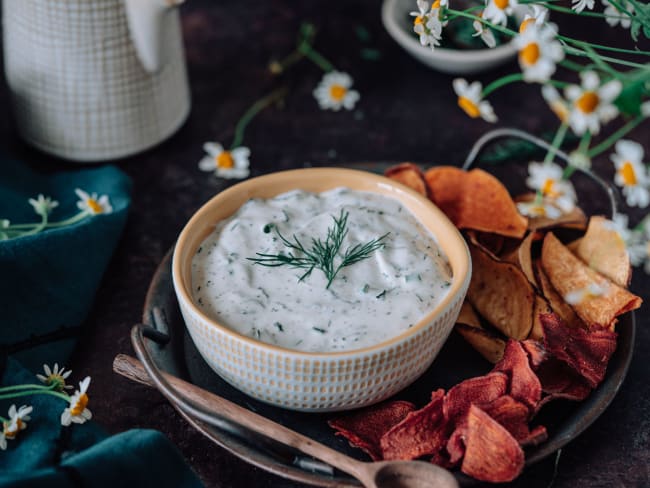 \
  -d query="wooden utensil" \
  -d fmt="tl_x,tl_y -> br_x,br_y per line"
113,354 -> 459,488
